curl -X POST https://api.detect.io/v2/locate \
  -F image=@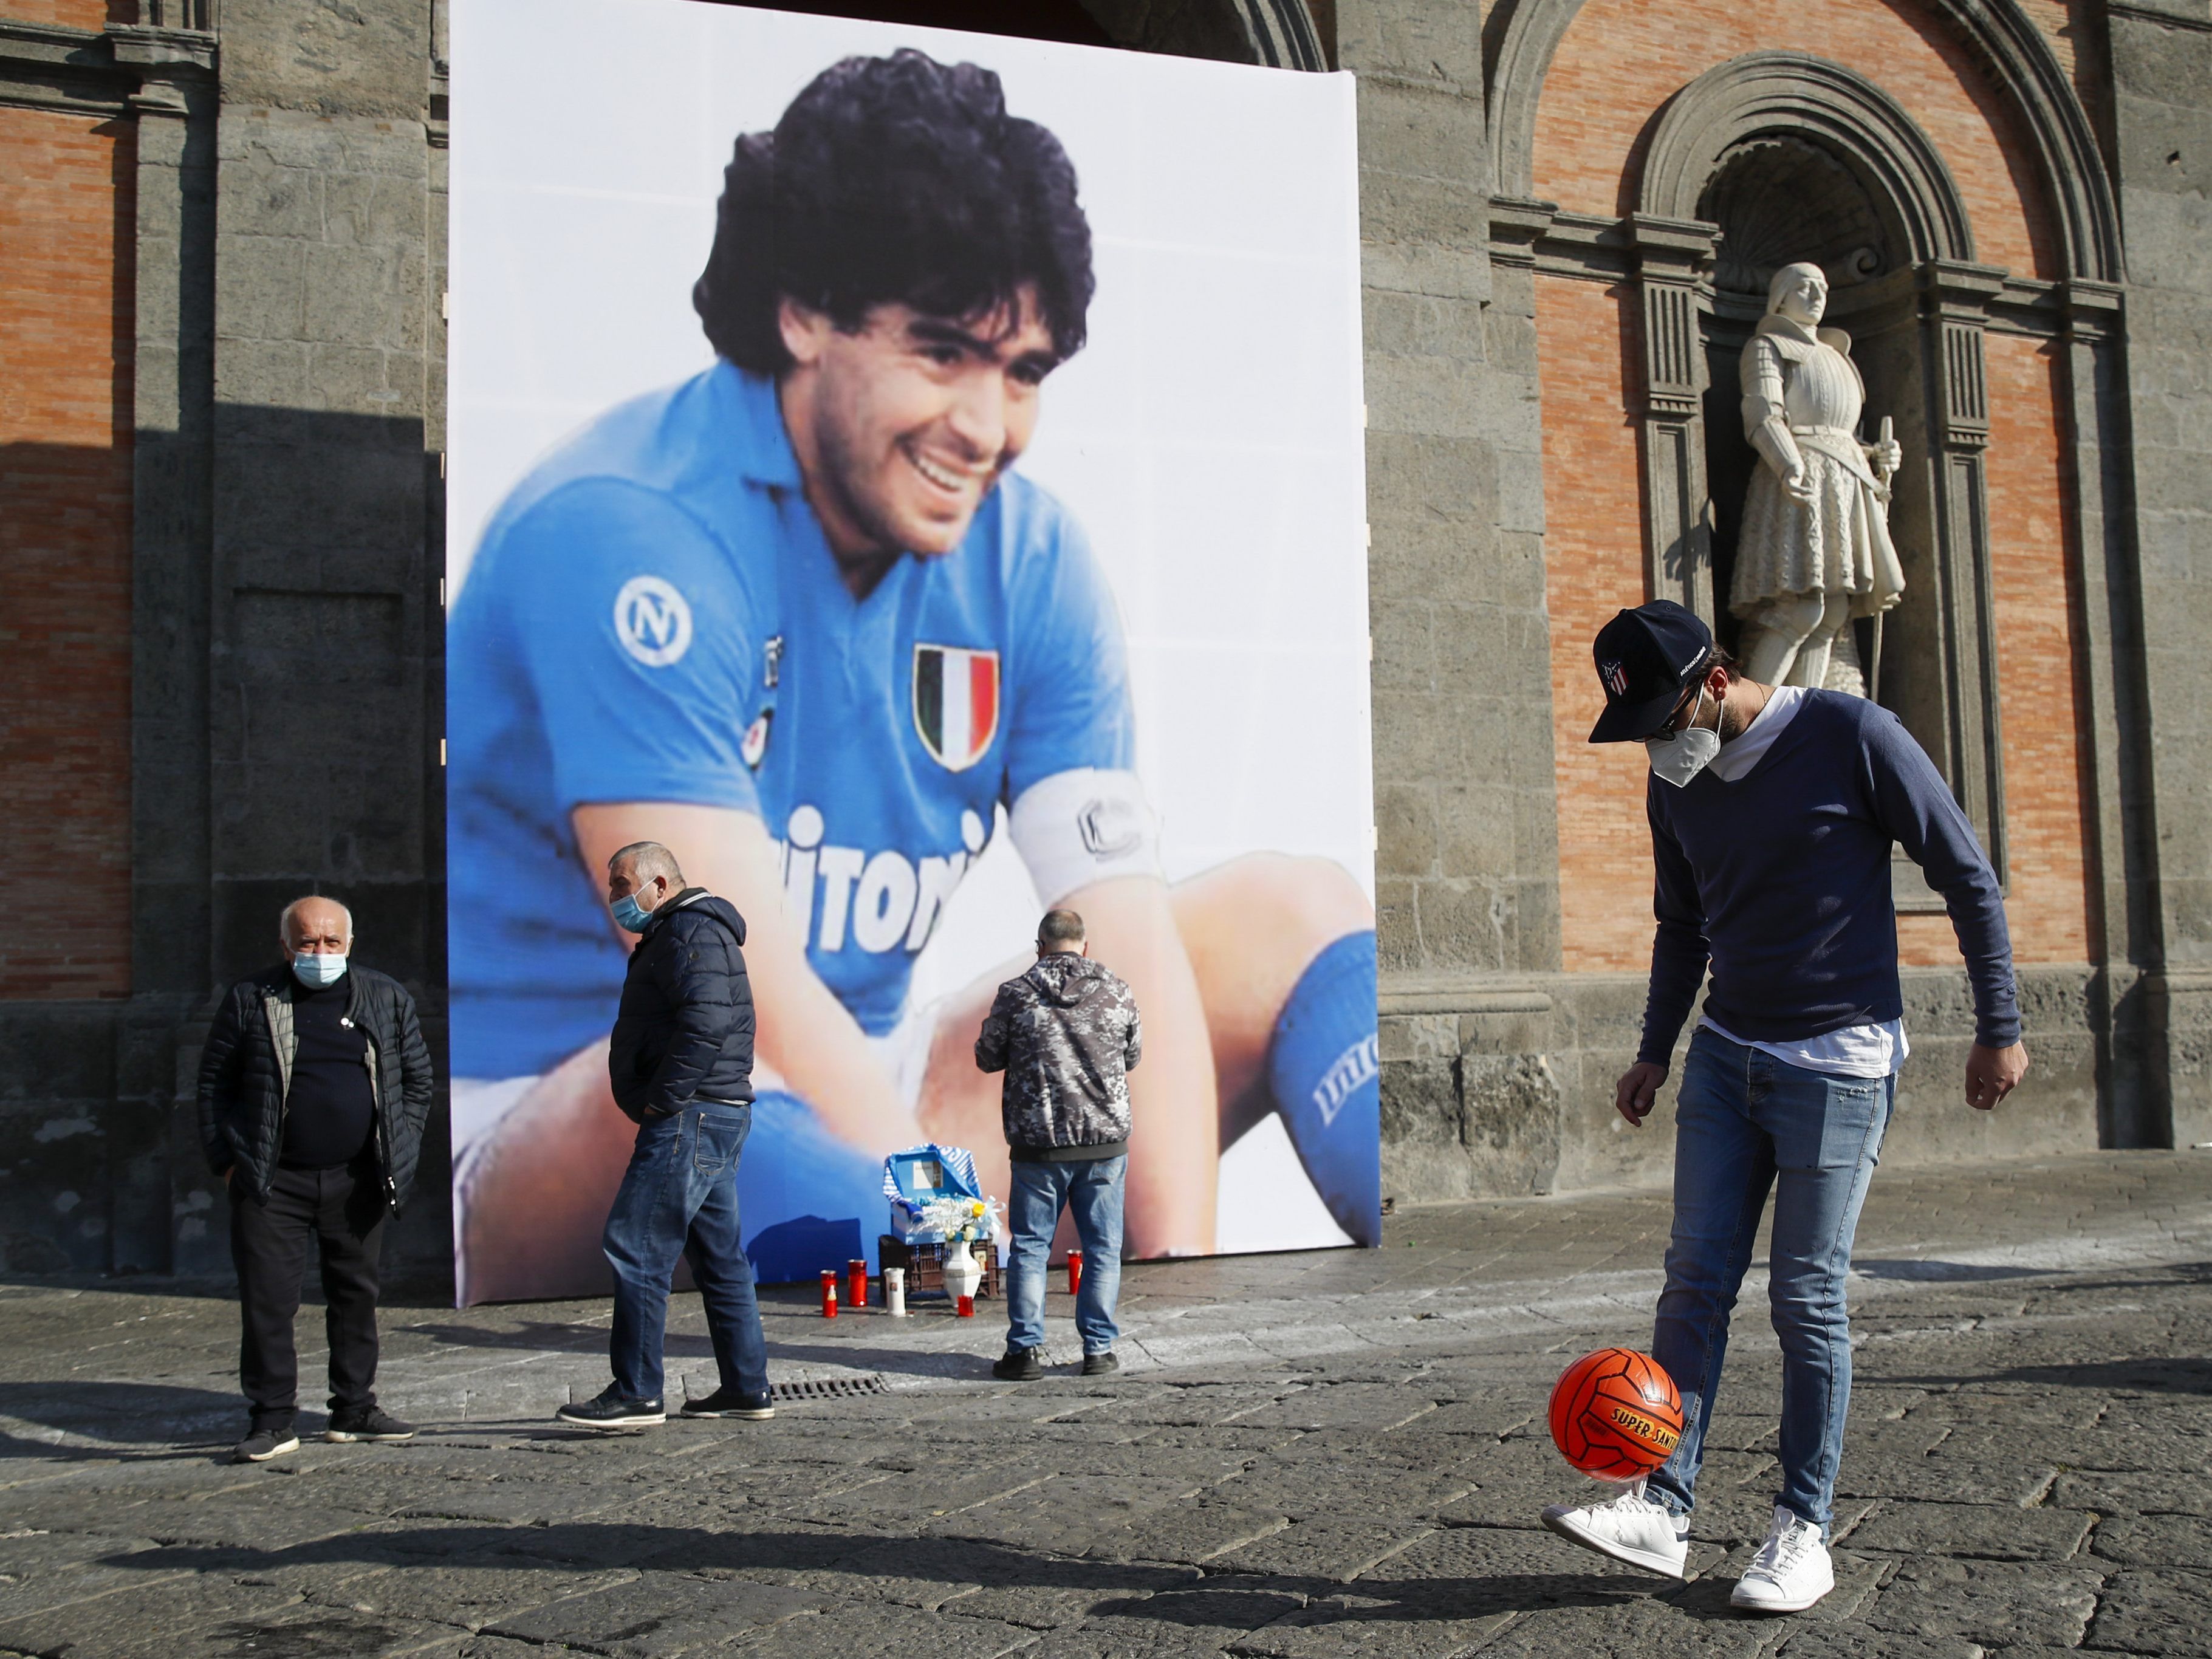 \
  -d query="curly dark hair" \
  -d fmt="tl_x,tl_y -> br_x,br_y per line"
693,49 -> 1094,375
